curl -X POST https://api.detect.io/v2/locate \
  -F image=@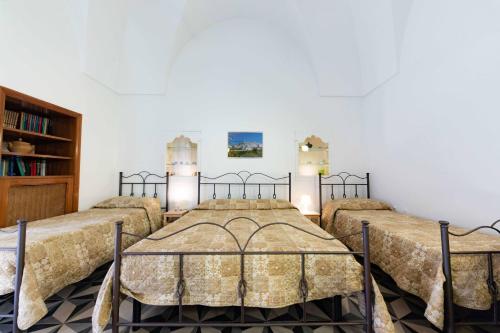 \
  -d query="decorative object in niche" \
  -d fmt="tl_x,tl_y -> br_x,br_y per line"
301,141 -> 313,152
228,132 -> 263,158
298,135 -> 329,176
166,135 -> 198,176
